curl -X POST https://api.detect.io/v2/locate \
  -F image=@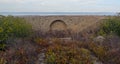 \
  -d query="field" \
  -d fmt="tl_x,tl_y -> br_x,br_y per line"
0,15 -> 120,64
